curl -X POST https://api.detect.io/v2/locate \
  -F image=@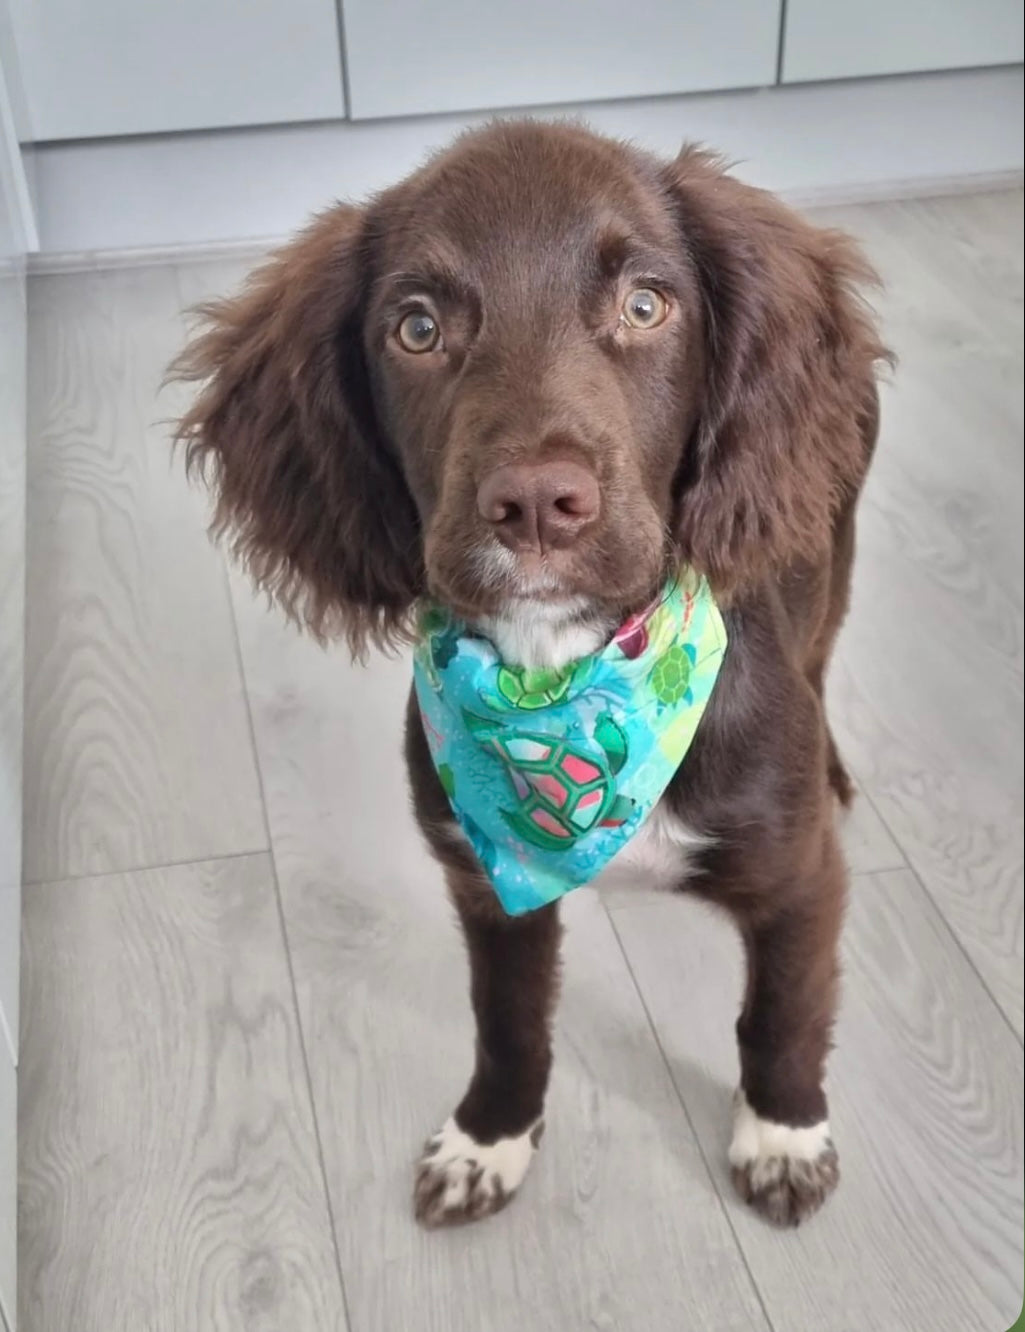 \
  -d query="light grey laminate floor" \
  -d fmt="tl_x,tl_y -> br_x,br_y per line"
18,190 -> 1024,1332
